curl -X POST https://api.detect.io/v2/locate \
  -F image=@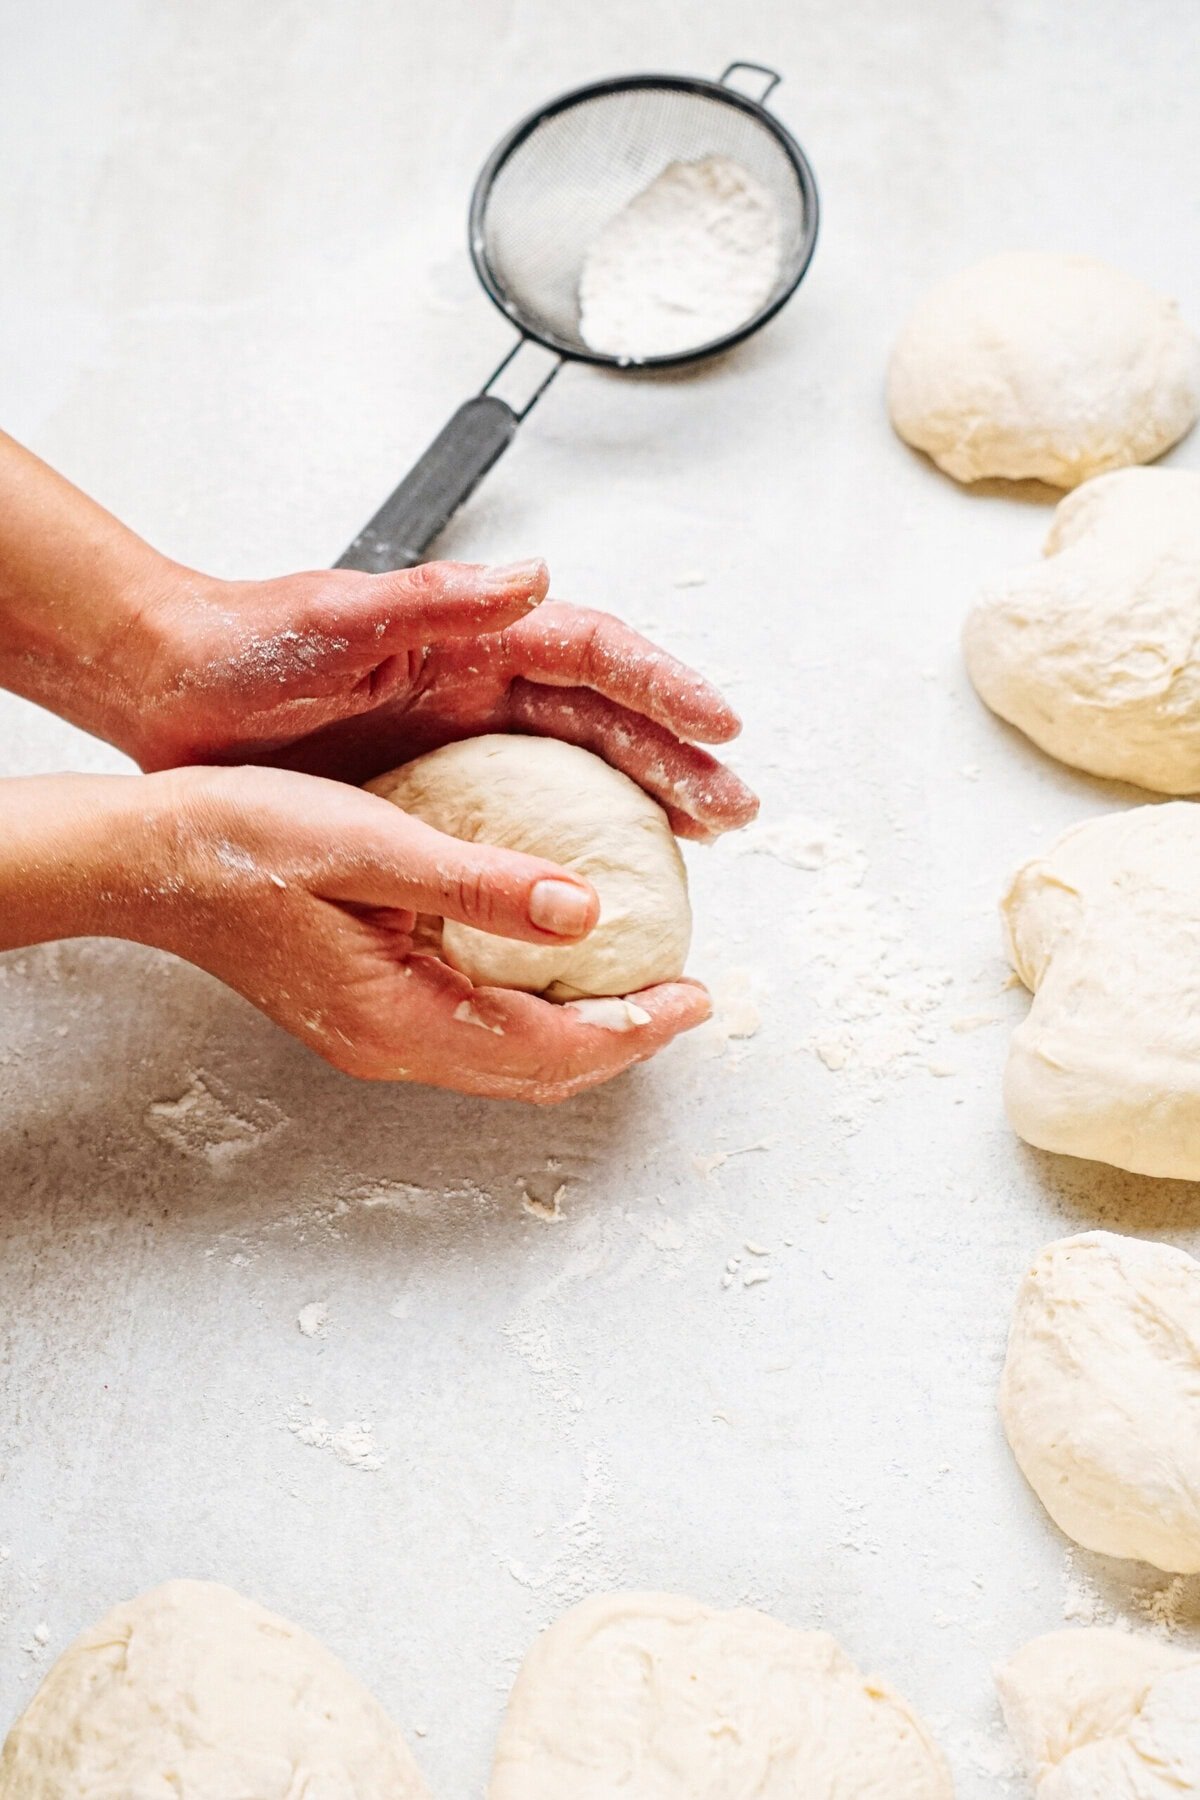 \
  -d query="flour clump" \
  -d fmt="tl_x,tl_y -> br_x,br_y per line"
888,251 -> 1200,486
0,1579 -> 429,1797
488,1590 -> 952,1798
368,735 -> 690,999
1001,1231 -> 1200,1572
578,156 -> 782,358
